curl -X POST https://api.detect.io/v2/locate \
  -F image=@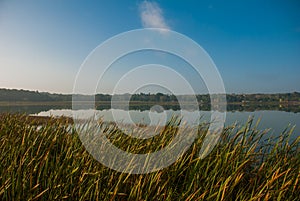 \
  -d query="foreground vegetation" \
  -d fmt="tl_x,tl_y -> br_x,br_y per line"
0,114 -> 299,200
